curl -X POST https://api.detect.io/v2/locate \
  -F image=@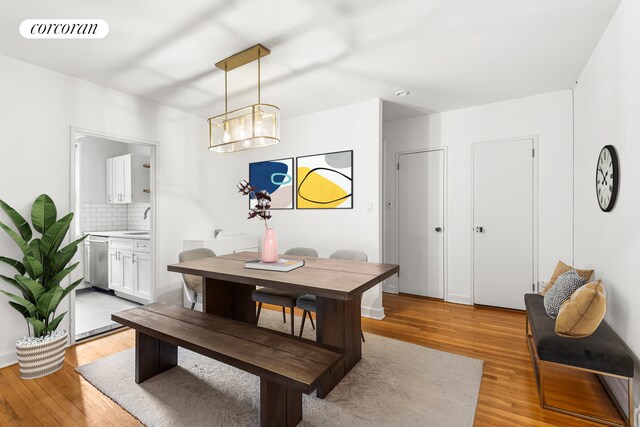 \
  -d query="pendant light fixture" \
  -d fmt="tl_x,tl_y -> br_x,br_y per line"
208,44 -> 280,153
